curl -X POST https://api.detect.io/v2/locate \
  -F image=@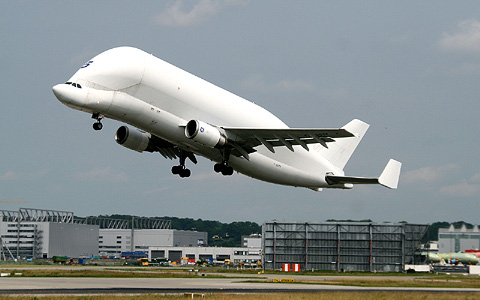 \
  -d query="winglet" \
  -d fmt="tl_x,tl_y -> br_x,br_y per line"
378,159 -> 402,189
